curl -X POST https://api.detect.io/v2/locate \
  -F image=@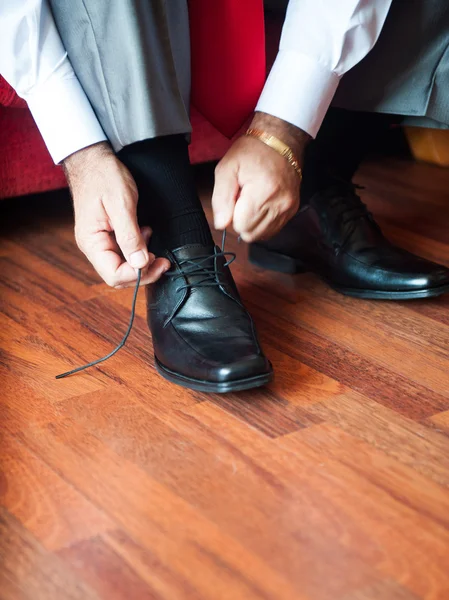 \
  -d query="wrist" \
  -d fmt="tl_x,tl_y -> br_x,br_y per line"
250,112 -> 309,160
63,141 -> 113,177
